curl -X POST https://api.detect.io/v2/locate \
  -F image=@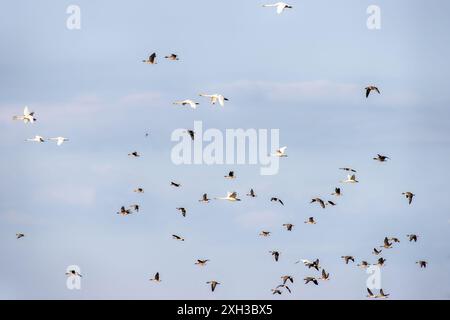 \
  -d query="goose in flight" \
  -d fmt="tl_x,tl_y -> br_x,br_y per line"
66,270 -> 82,277
365,86 -> 380,98
247,189 -> 257,197
341,256 -> 355,264
130,204 -> 140,212
280,275 -> 294,285
416,260 -> 427,268
117,206 -> 132,216
176,207 -> 187,217
128,151 -> 140,158
407,234 -> 418,242
270,251 -> 280,262
143,53 -> 157,64
304,217 -> 316,224
150,272 -> 161,282
271,146 -> 288,157
170,181 -> 181,188
259,231 -> 271,237
341,174 -> 359,183
331,188 -> 341,197
366,288 -> 376,298
311,198 -> 326,209
282,223 -> 294,231
134,188 -> 144,193
186,130 -> 195,141
389,237 -> 400,243
16,233 -> 25,239
372,248 -> 382,255
276,285 -> 292,294
215,192 -> 241,202
13,106 -> 36,123
377,257 -> 386,267
357,261 -> 370,269
270,197 -> 284,205
373,154 -> 390,162
199,93 -> 229,107
304,277 -> 319,285
49,137 -> 69,146
172,234 -> 185,241
207,281 -> 220,292
199,193 -> 210,203
381,237 -> 393,249
367,288 -> 390,299
165,54 -> 179,61
297,259 -> 320,271
377,289 -> 390,298
402,192 -> 415,205
340,167 -> 356,173
262,2 -> 293,14
195,259 -> 210,266
26,135 -> 45,143
319,269 -> 330,281
326,200 -> 336,206
173,99 -> 199,109
271,288 -> 282,295
224,171 -> 235,179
